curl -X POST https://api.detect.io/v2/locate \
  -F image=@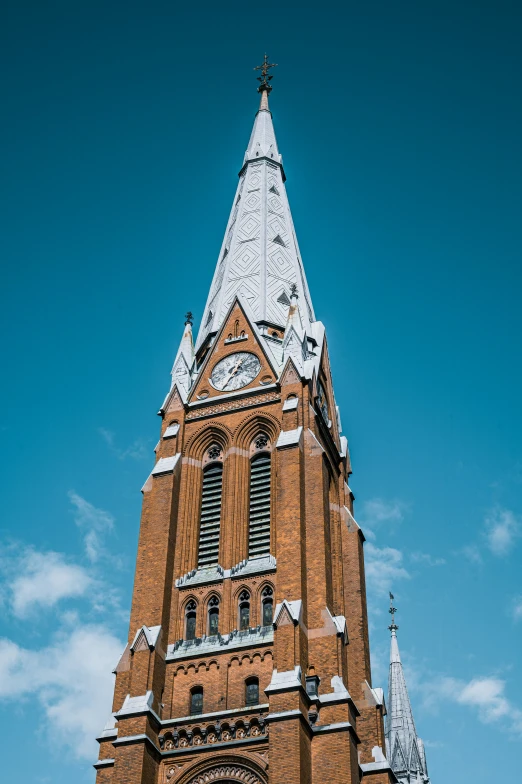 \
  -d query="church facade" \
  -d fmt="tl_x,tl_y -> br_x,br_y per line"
95,66 -> 401,784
